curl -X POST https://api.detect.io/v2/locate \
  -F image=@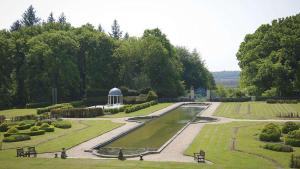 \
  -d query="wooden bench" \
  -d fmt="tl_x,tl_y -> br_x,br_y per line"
26,146 -> 37,157
16,148 -> 25,157
194,150 -> 205,163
